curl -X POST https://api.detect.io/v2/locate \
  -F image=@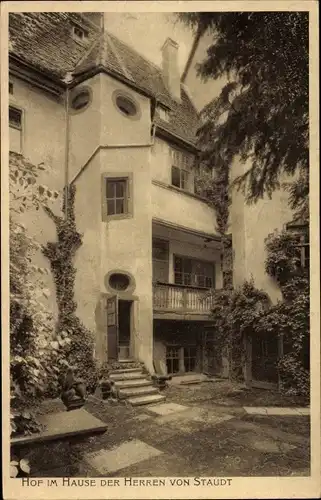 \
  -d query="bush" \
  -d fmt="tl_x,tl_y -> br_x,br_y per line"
209,280 -> 270,380
9,153 -> 68,435
262,229 -> 310,398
